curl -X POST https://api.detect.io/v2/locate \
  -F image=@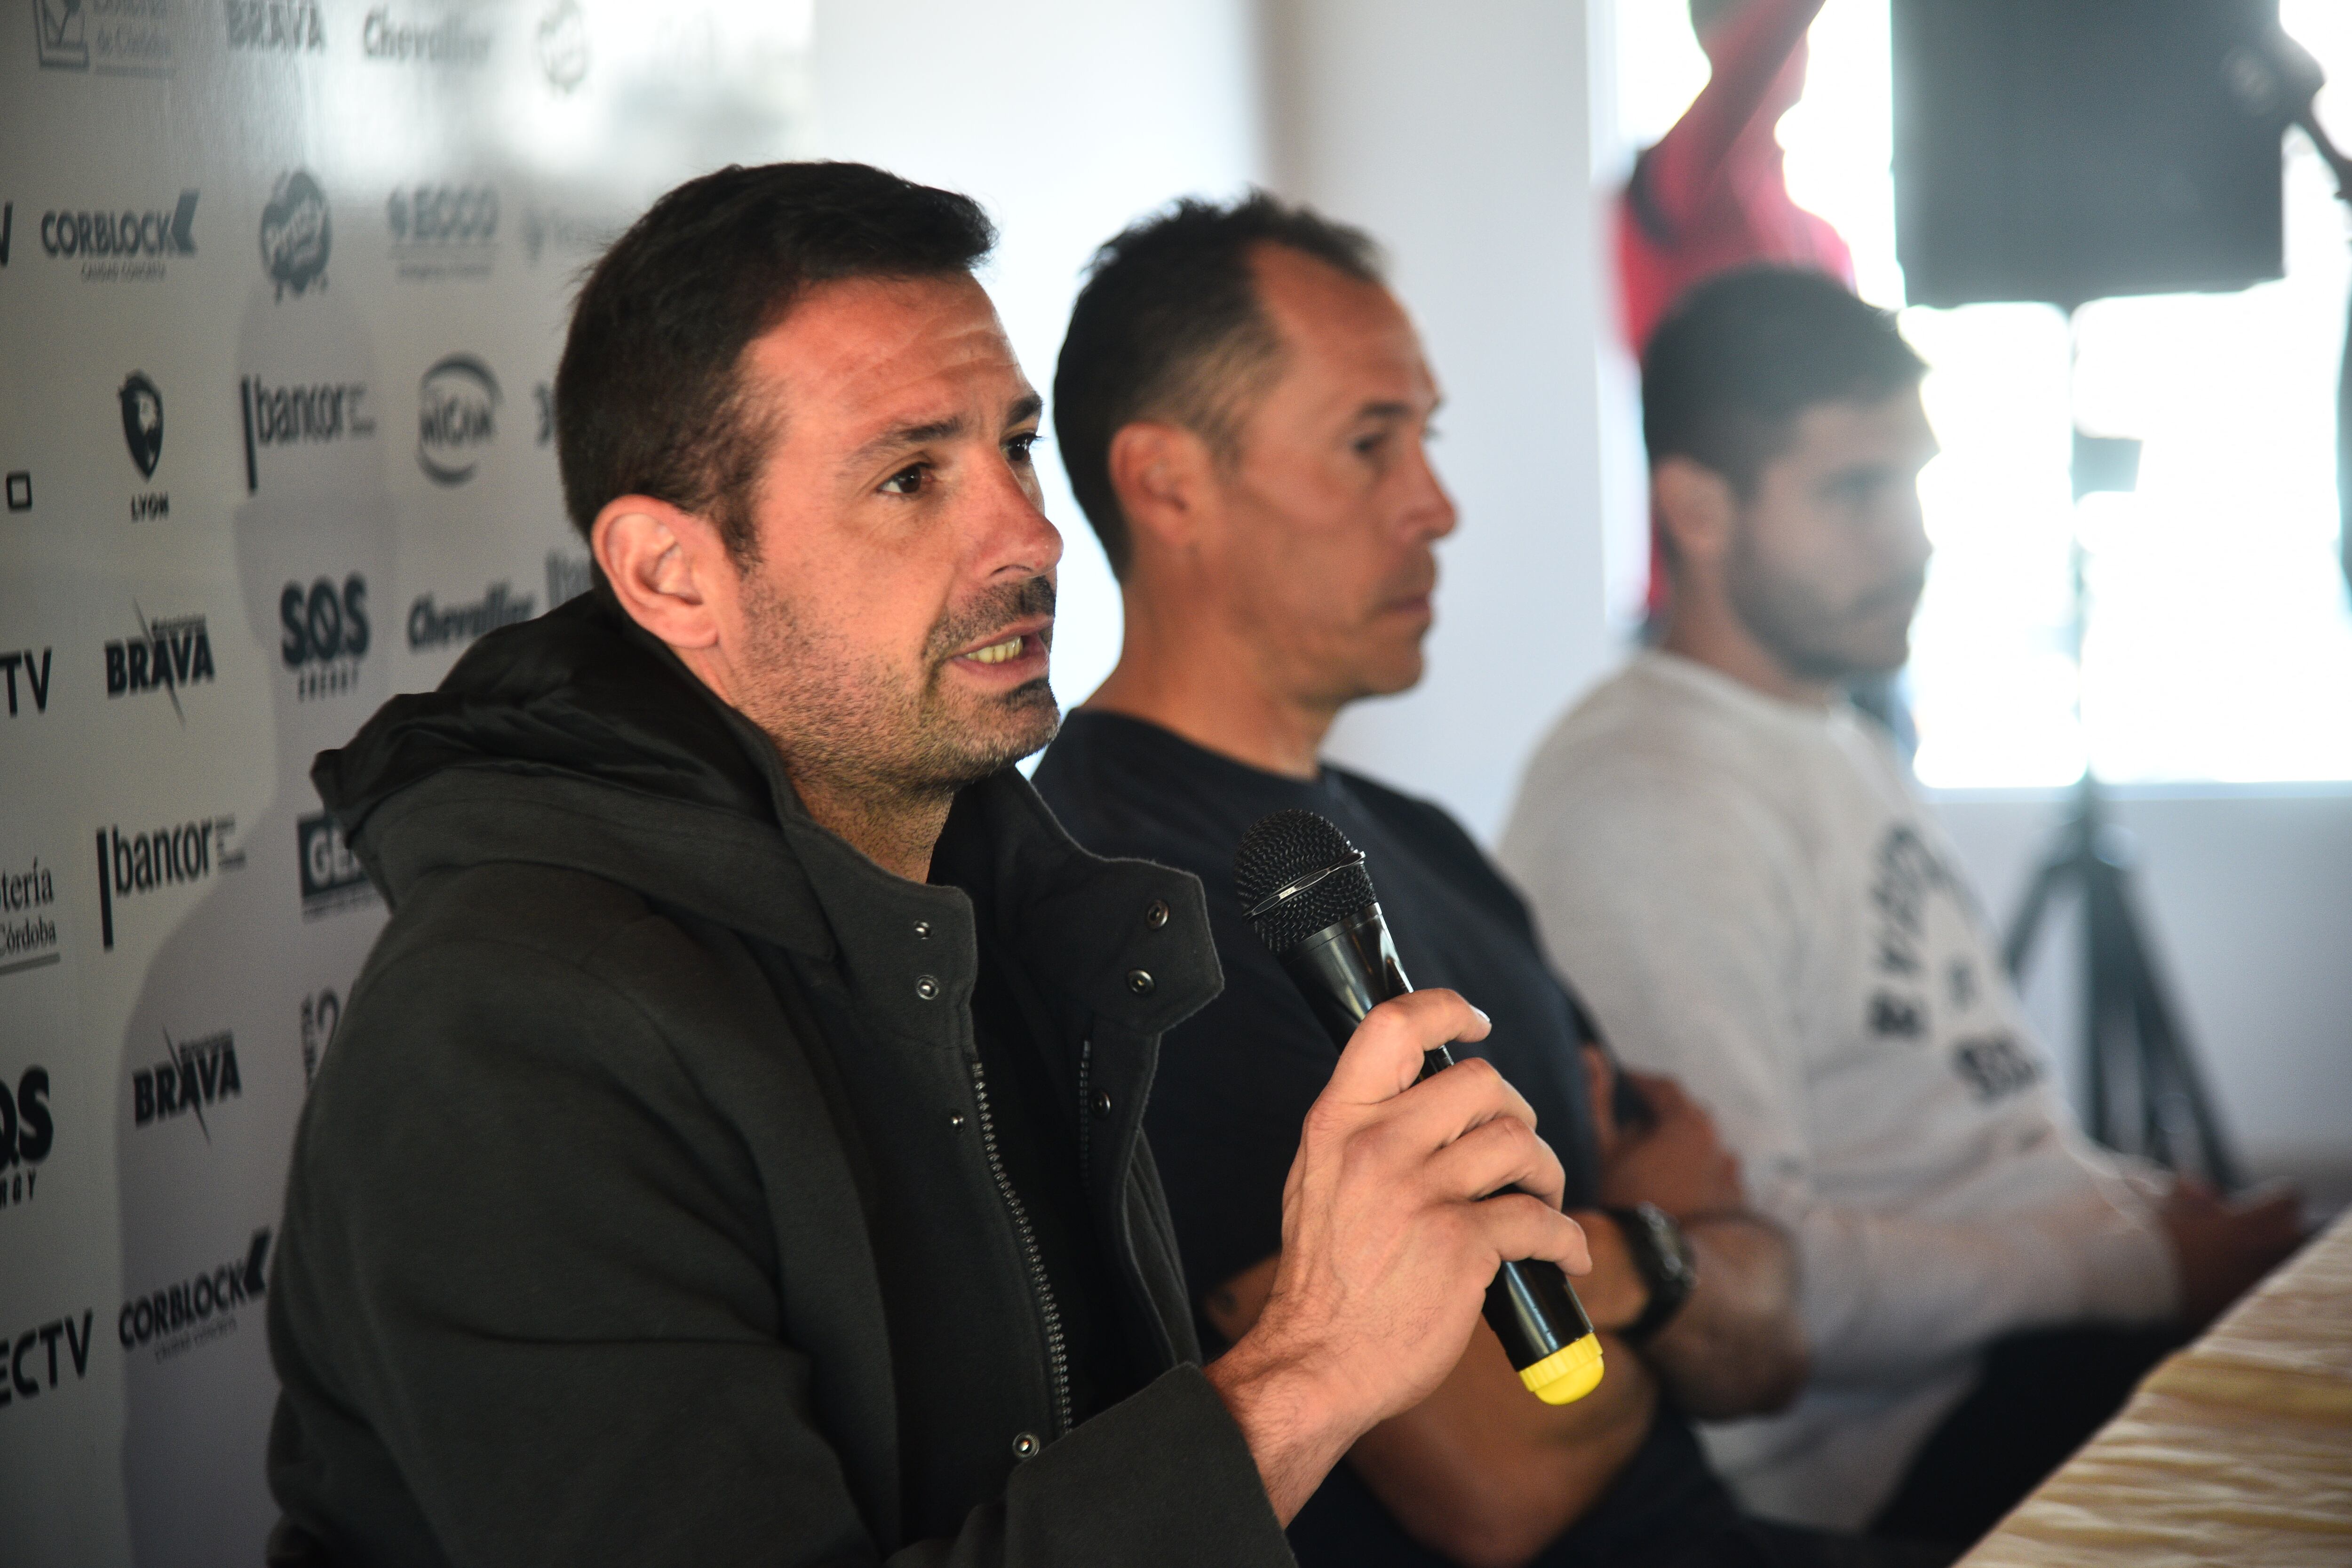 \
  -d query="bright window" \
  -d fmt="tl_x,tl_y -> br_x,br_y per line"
1608,0 -> 2352,786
